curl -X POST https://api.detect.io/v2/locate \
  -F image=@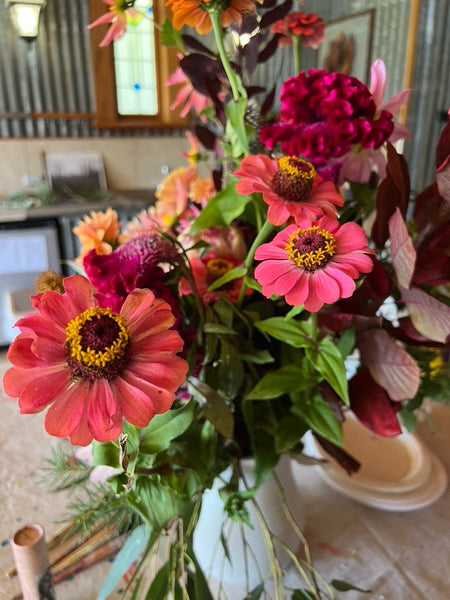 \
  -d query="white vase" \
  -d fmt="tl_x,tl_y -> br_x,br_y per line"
193,454 -> 304,592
